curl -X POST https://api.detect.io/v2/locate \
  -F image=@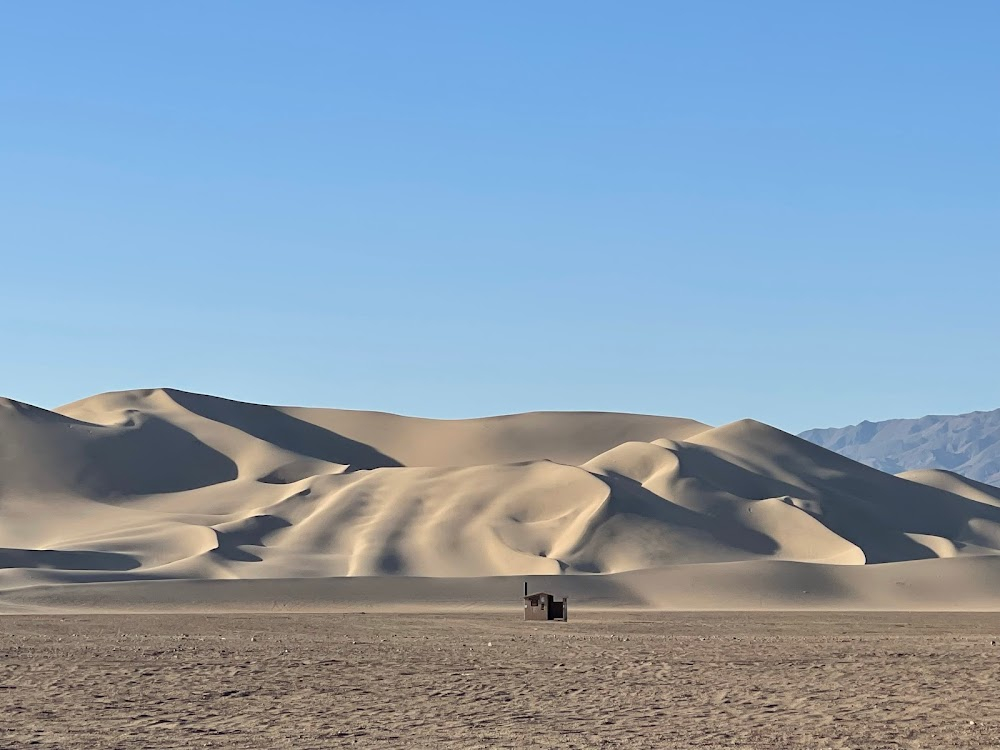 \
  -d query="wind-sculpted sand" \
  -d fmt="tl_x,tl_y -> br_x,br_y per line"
3,387 -> 1000,608
3,612 -> 1000,749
